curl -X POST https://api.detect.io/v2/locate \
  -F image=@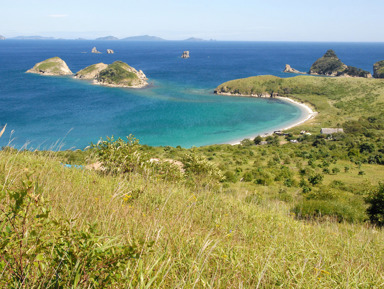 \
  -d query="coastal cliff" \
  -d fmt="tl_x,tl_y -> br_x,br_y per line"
26,57 -> 73,76
76,61 -> 148,88
309,50 -> 371,78
373,60 -> 384,78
